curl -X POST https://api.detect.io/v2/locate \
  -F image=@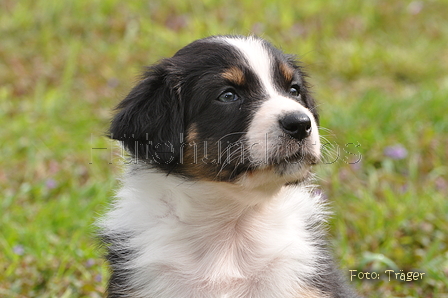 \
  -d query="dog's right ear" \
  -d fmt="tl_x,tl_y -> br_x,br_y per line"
109,60 -> 184,168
